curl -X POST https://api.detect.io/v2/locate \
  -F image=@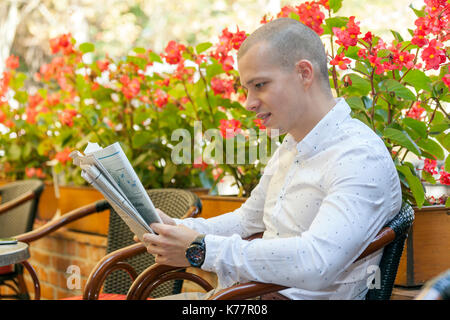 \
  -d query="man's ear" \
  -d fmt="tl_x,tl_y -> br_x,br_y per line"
295,60 -> 314,88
